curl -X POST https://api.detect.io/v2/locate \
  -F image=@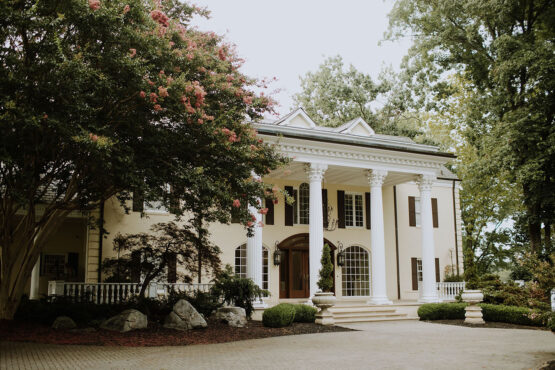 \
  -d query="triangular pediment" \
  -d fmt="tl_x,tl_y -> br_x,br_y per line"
337,117 -> 375,136
275,108 -> 317,129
